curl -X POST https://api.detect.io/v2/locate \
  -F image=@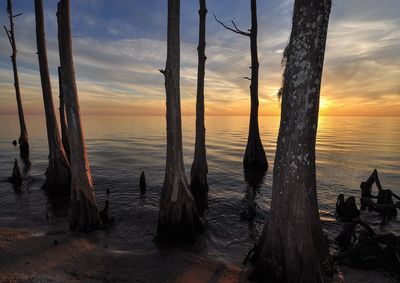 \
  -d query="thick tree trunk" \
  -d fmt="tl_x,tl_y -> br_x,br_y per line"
243,0 -> 267,171
157,0 -> 202,243
58,66 -> 70,159
249,0 -> 332,282
4,0 -> 29,155
190,0 -> 208,215
35,0 -> 70,194
57,0 -> 100,231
